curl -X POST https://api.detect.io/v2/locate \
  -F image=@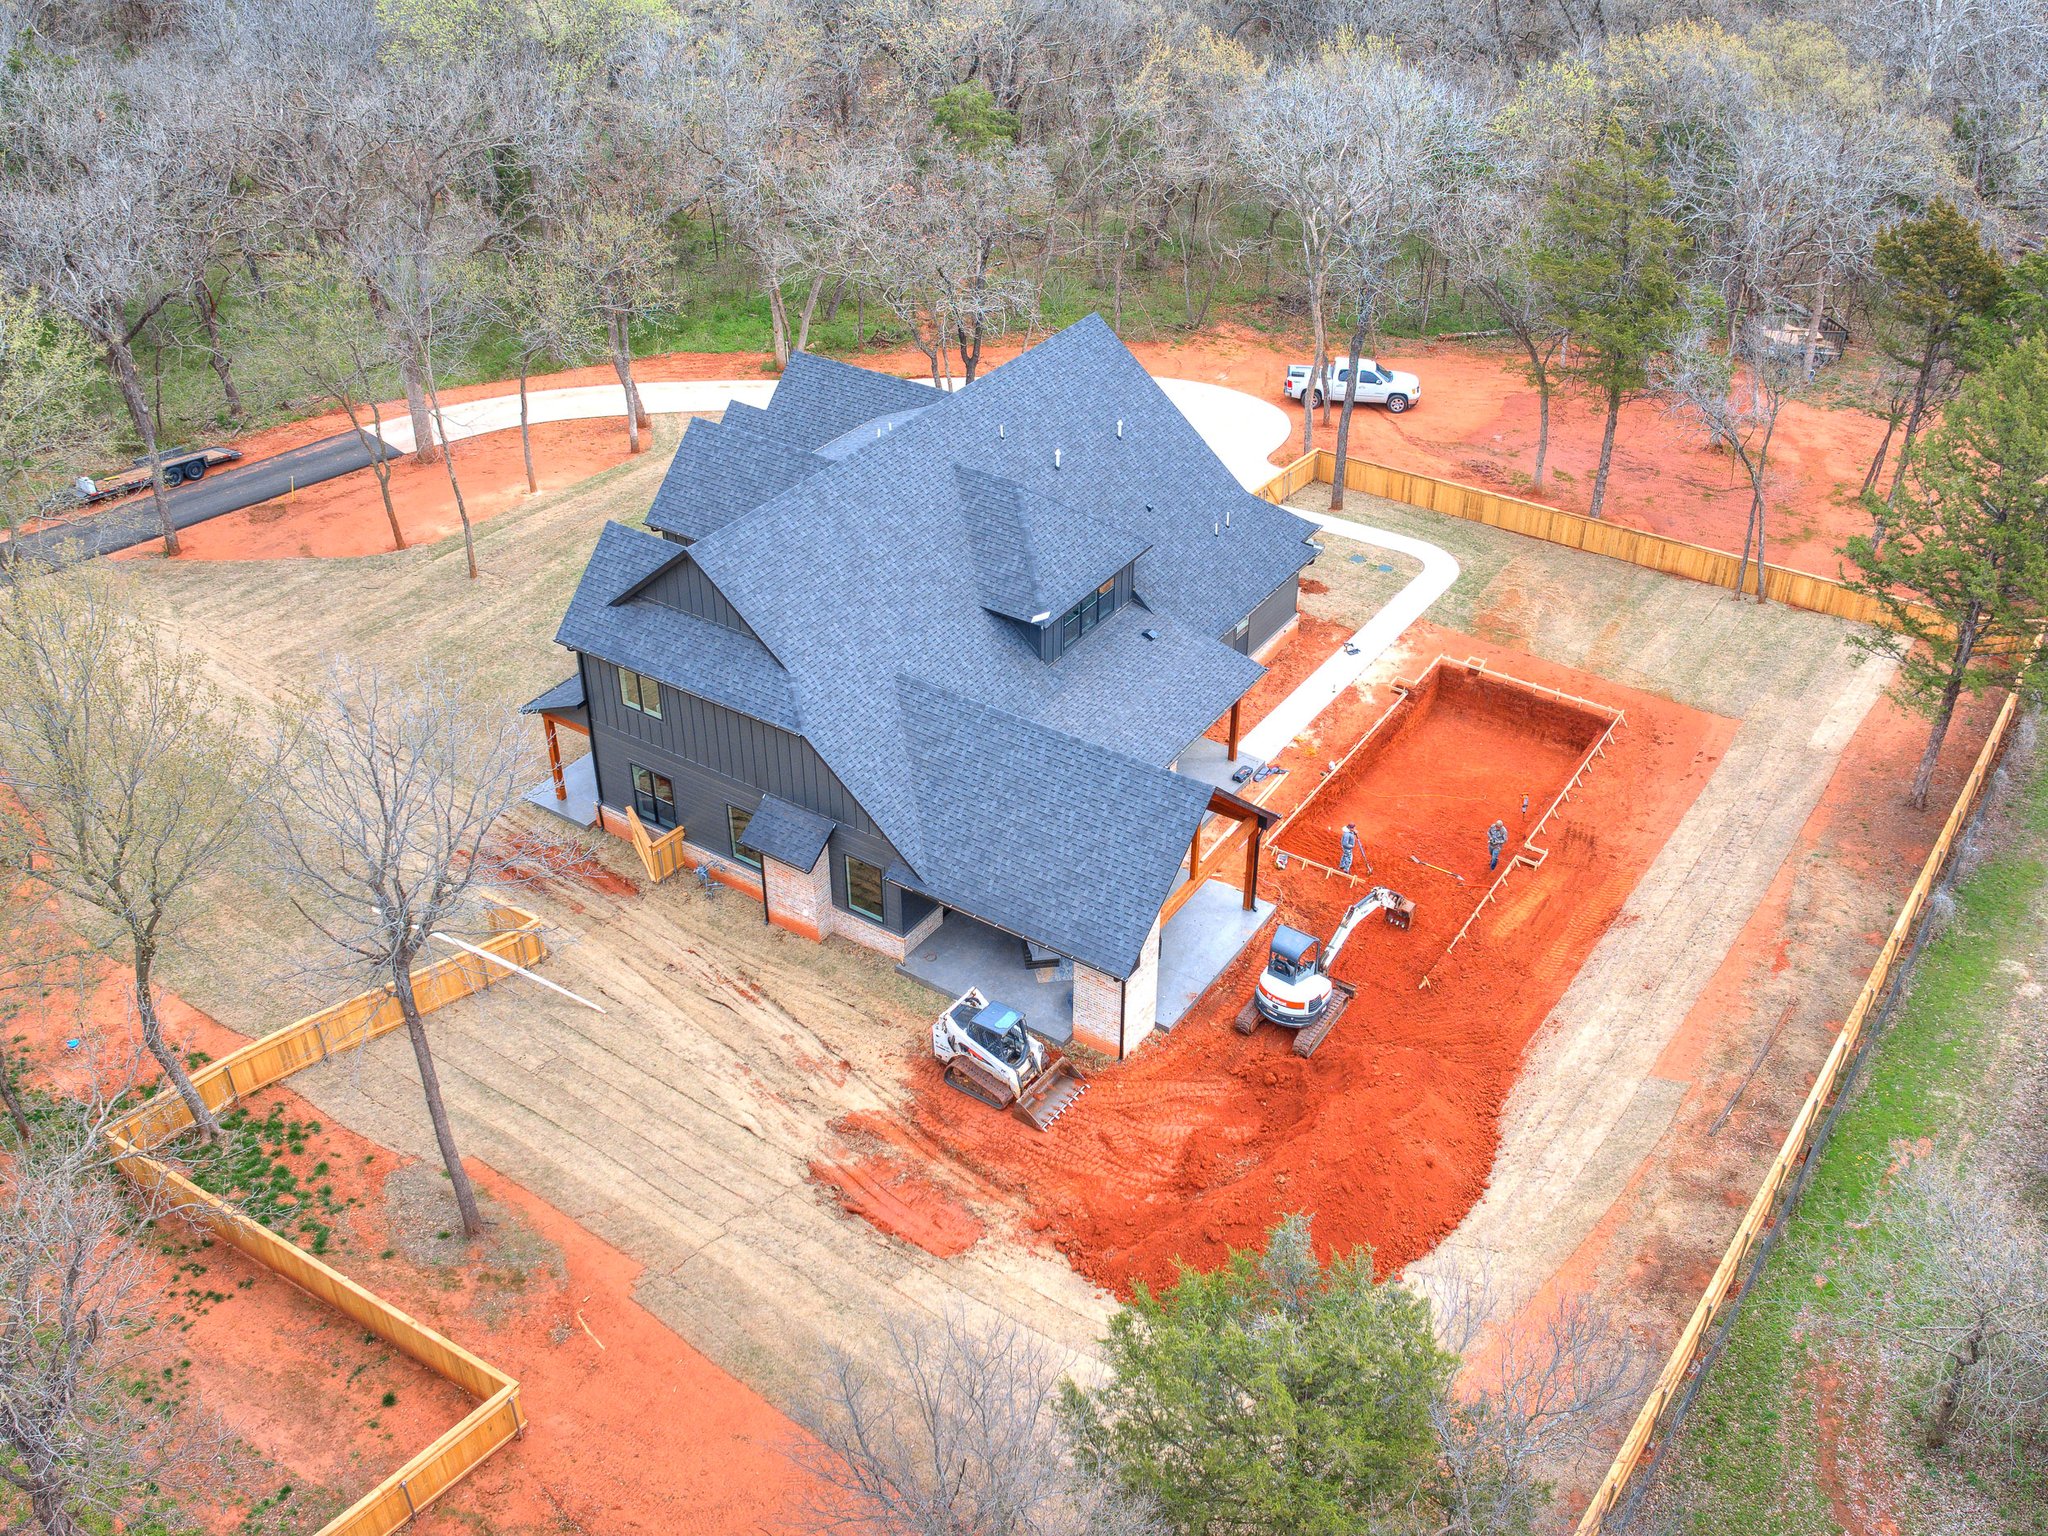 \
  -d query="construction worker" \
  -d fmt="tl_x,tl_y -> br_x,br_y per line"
1339,823 -> 1359,874
1487,818 -> 1508,871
